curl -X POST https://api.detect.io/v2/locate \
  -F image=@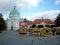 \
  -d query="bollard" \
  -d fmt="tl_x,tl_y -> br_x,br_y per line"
31,39 -> 33,45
